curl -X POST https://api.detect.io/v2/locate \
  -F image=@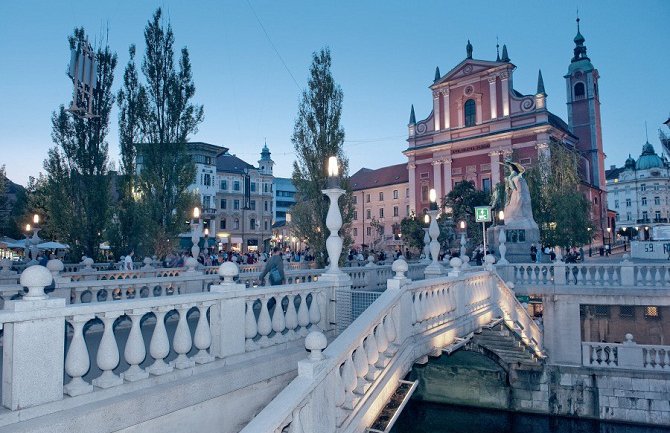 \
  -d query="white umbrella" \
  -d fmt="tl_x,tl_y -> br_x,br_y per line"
37,241 -> 70,250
